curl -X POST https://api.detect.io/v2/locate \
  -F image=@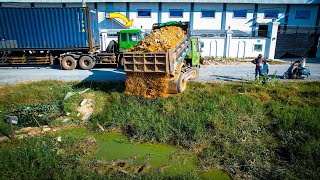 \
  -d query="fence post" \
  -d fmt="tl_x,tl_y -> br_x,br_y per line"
224,27 -> 233,58
265,21 -> 280,59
